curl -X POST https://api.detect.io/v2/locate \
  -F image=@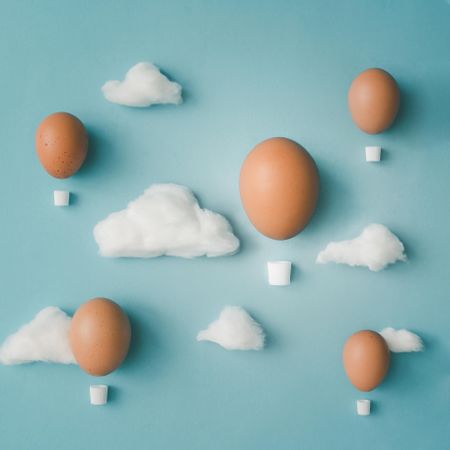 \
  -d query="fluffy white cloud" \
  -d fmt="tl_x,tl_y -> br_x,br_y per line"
94,183 -> 240,259
380,327 -> 424,353
0,307 -> 76,365
101,62 -> 182,107
316,224 -> 407,272
197,306 -> 265,351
